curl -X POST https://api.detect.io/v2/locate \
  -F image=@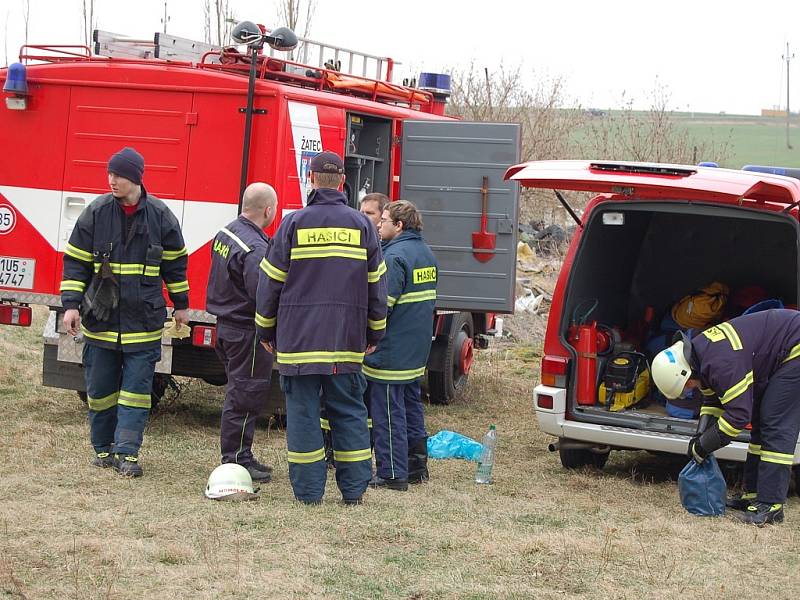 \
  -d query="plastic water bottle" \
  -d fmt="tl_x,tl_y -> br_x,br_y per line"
475,425 -> 497,484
